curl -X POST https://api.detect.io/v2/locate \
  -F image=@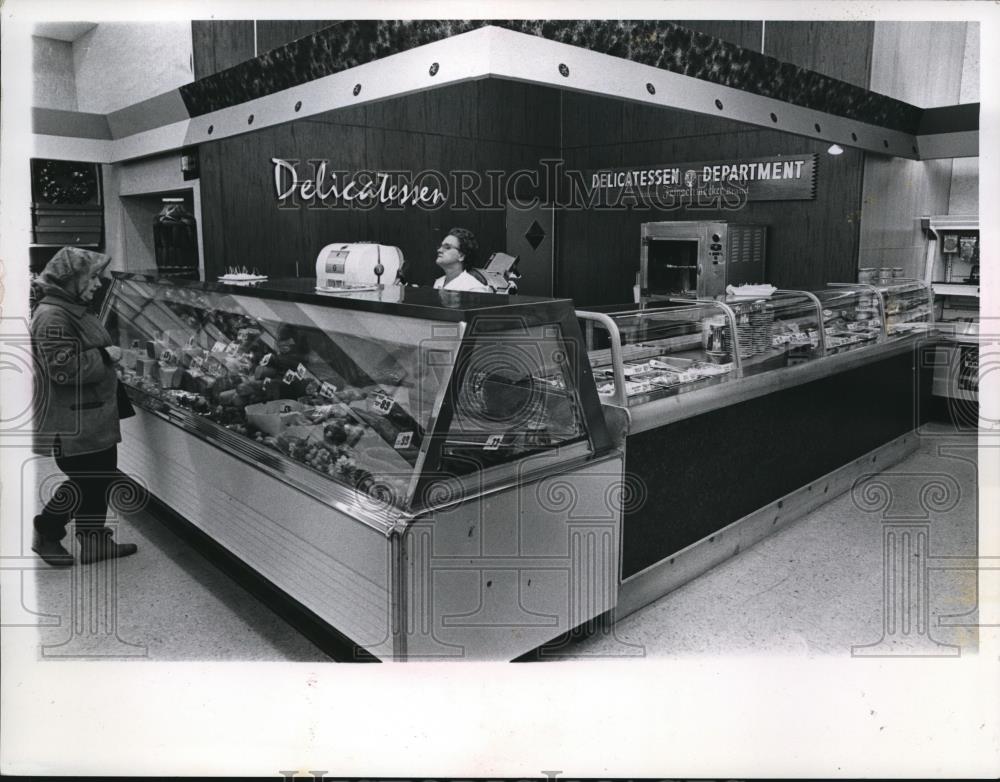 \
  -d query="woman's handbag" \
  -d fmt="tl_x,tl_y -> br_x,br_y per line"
116,380 -> 136,419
